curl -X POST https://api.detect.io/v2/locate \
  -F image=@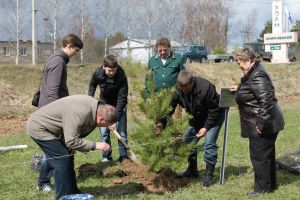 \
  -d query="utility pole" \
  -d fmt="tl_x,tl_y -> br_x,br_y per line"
16,0 -> 19,65
53,0 -> 58,51
126,0 -> 132,60
80,0 -> 84,63
32,0 -> 37,66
